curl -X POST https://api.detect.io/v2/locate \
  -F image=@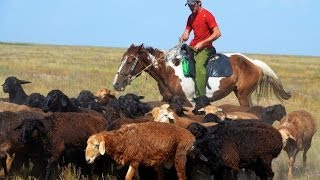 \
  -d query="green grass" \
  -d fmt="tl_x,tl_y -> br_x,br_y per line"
0,43 -> 319,179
